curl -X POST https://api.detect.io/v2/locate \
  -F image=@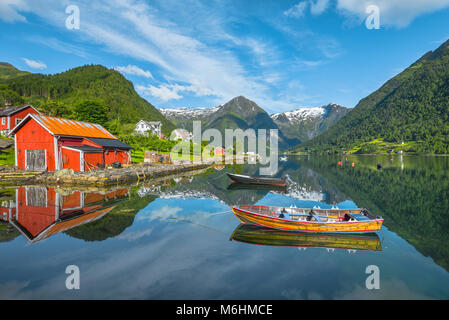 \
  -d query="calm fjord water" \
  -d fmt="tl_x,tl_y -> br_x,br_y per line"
0,155 -> 448,299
